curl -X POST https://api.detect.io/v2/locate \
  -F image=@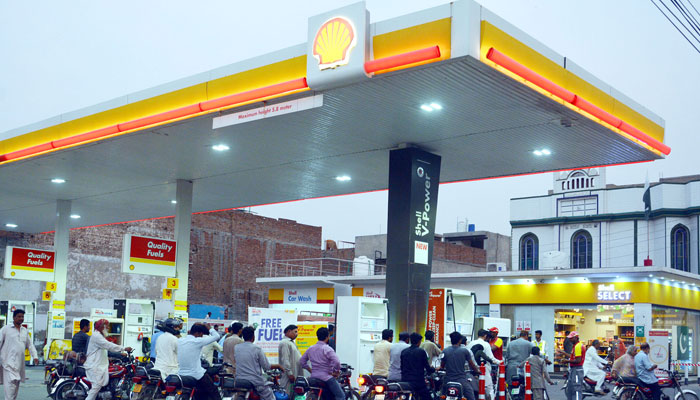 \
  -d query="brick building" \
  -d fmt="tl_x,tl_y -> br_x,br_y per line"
0,210 -> 321,340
